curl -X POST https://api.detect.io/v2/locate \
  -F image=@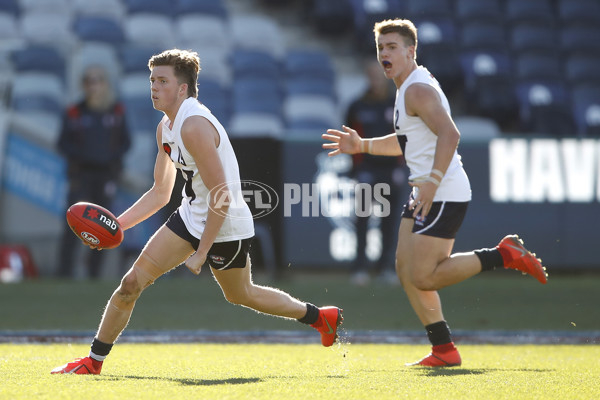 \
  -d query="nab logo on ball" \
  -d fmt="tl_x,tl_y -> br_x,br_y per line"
80,231 -> 100,245
82,206 -> 120,236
